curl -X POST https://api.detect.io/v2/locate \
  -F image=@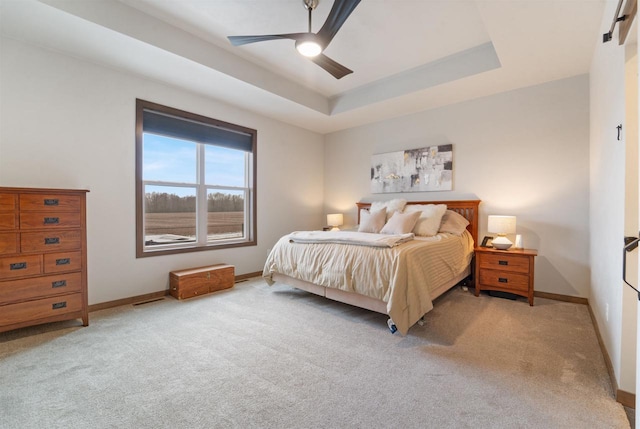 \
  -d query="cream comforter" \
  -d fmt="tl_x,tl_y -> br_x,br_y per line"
263,230 -> 474,335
